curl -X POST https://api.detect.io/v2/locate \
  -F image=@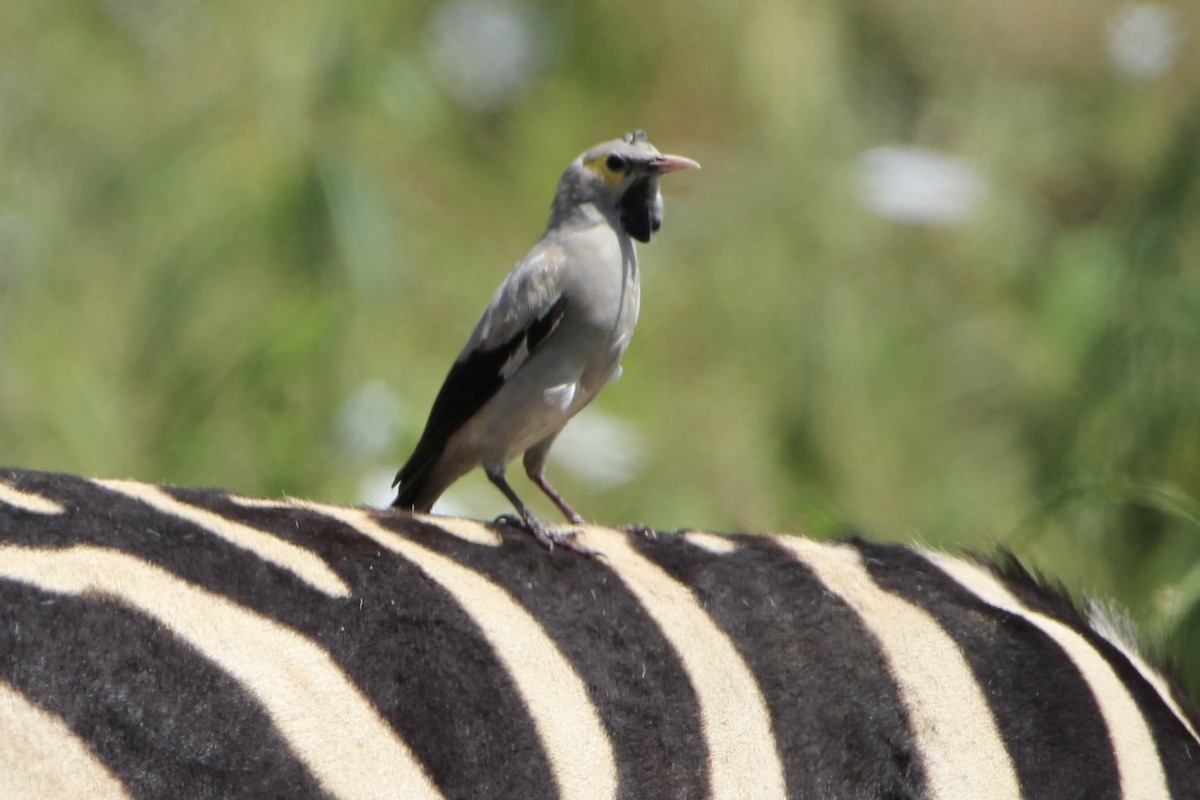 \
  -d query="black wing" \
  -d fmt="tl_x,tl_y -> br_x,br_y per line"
392,294 -> 569,507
